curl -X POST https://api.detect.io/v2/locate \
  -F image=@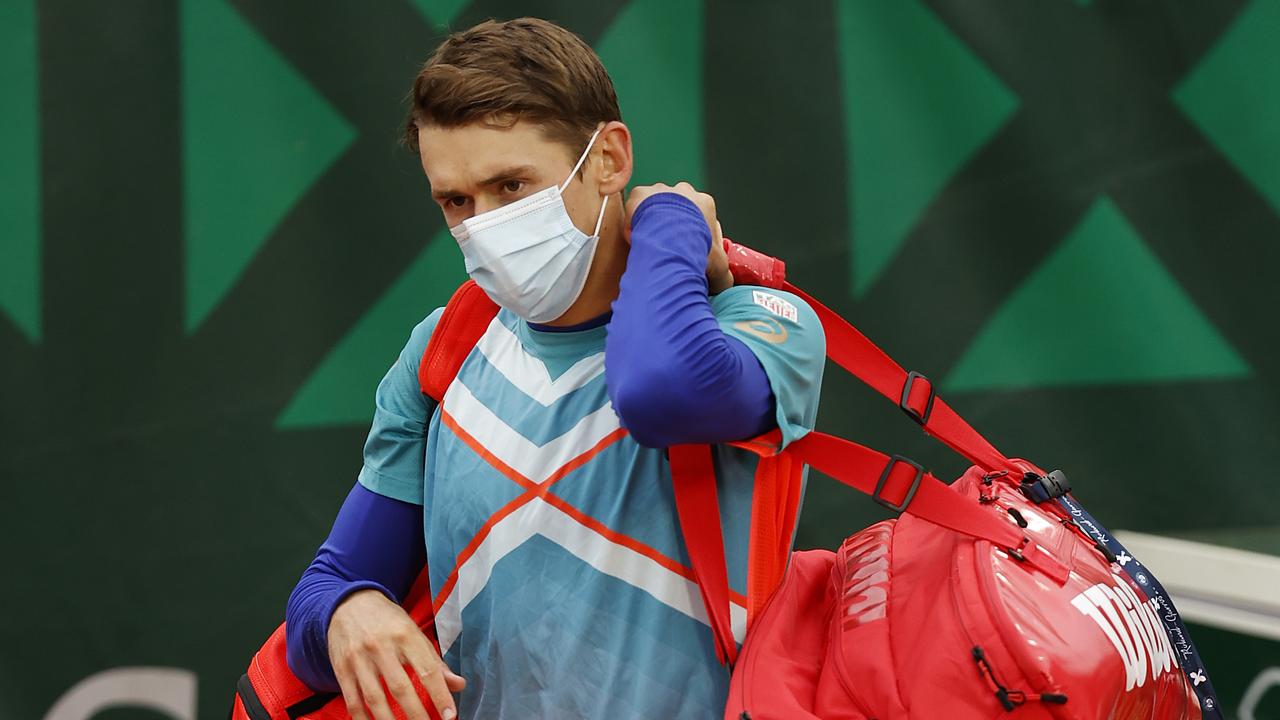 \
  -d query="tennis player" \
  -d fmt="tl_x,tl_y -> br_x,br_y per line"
284,17 -> 825,720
